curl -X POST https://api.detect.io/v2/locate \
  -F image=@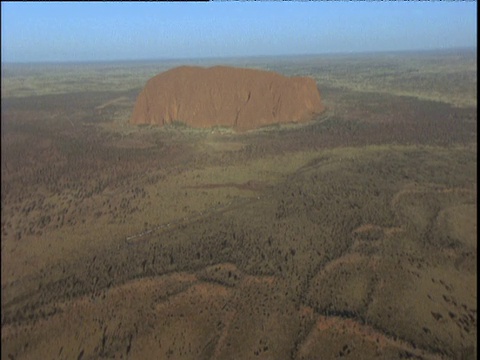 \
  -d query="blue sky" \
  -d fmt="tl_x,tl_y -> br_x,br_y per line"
1,1 -> 477,63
